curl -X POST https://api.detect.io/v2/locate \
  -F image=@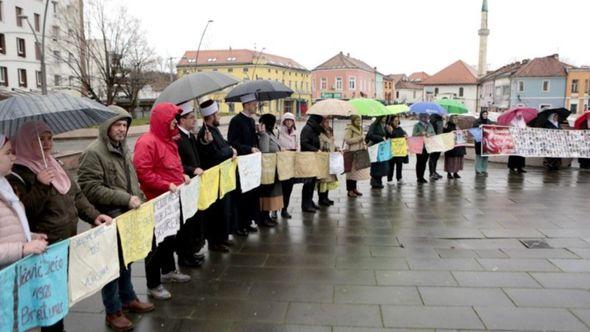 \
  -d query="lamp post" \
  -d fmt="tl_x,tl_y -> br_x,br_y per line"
194,19 -> 213,68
